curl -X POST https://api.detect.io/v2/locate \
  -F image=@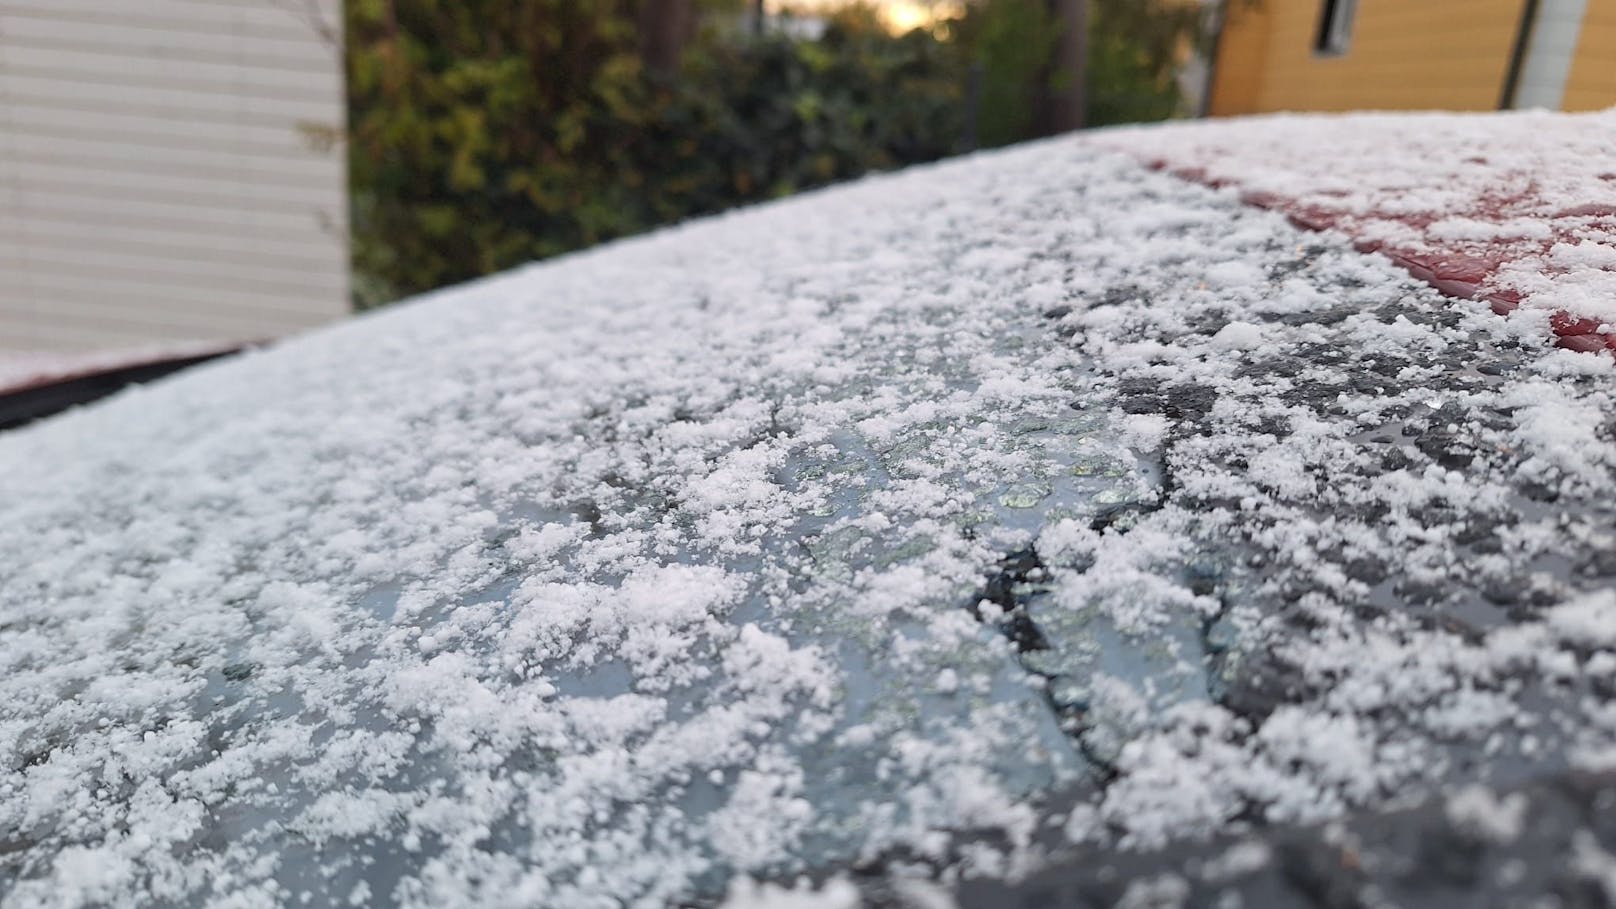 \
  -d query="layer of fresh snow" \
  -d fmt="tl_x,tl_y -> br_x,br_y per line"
1100,109 -> 1616,348
1,111 -> 1616,907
